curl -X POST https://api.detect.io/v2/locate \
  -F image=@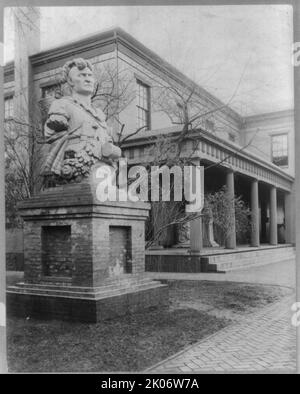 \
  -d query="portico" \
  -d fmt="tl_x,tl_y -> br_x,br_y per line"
122,126 -> 295,260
